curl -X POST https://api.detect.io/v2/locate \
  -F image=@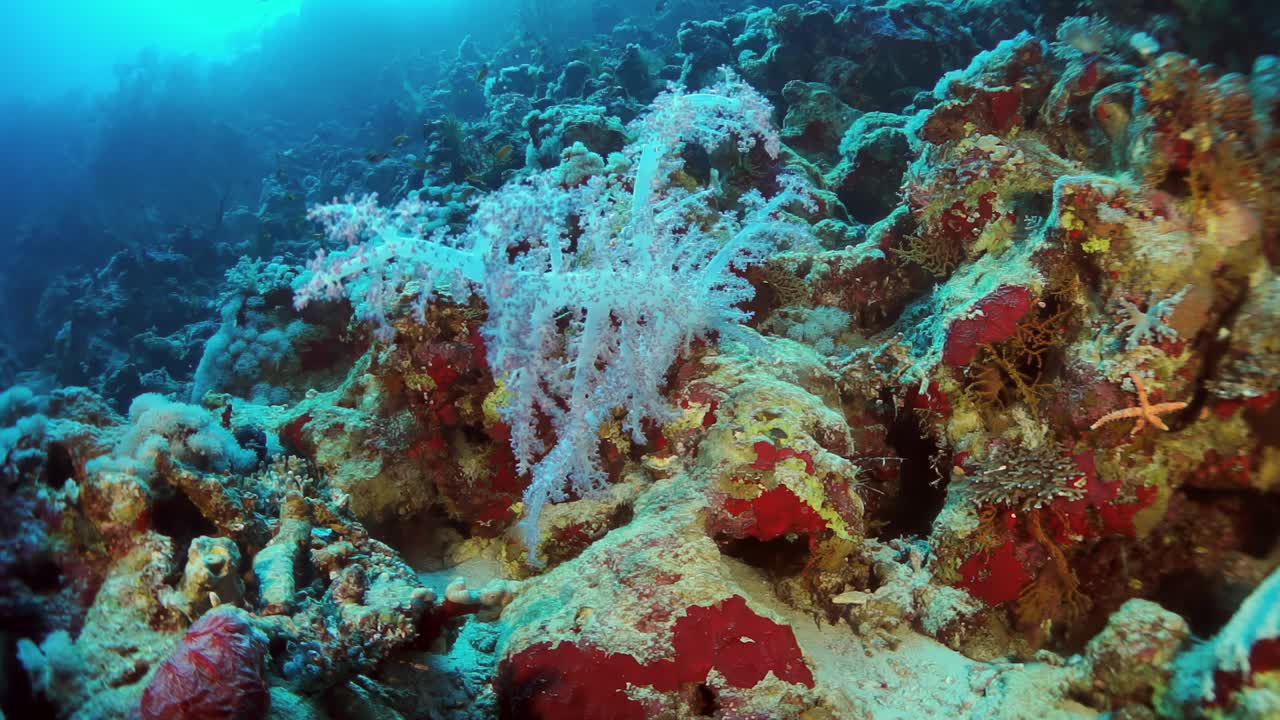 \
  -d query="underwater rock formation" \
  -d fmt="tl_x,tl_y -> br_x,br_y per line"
2,2 -> 1279,719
